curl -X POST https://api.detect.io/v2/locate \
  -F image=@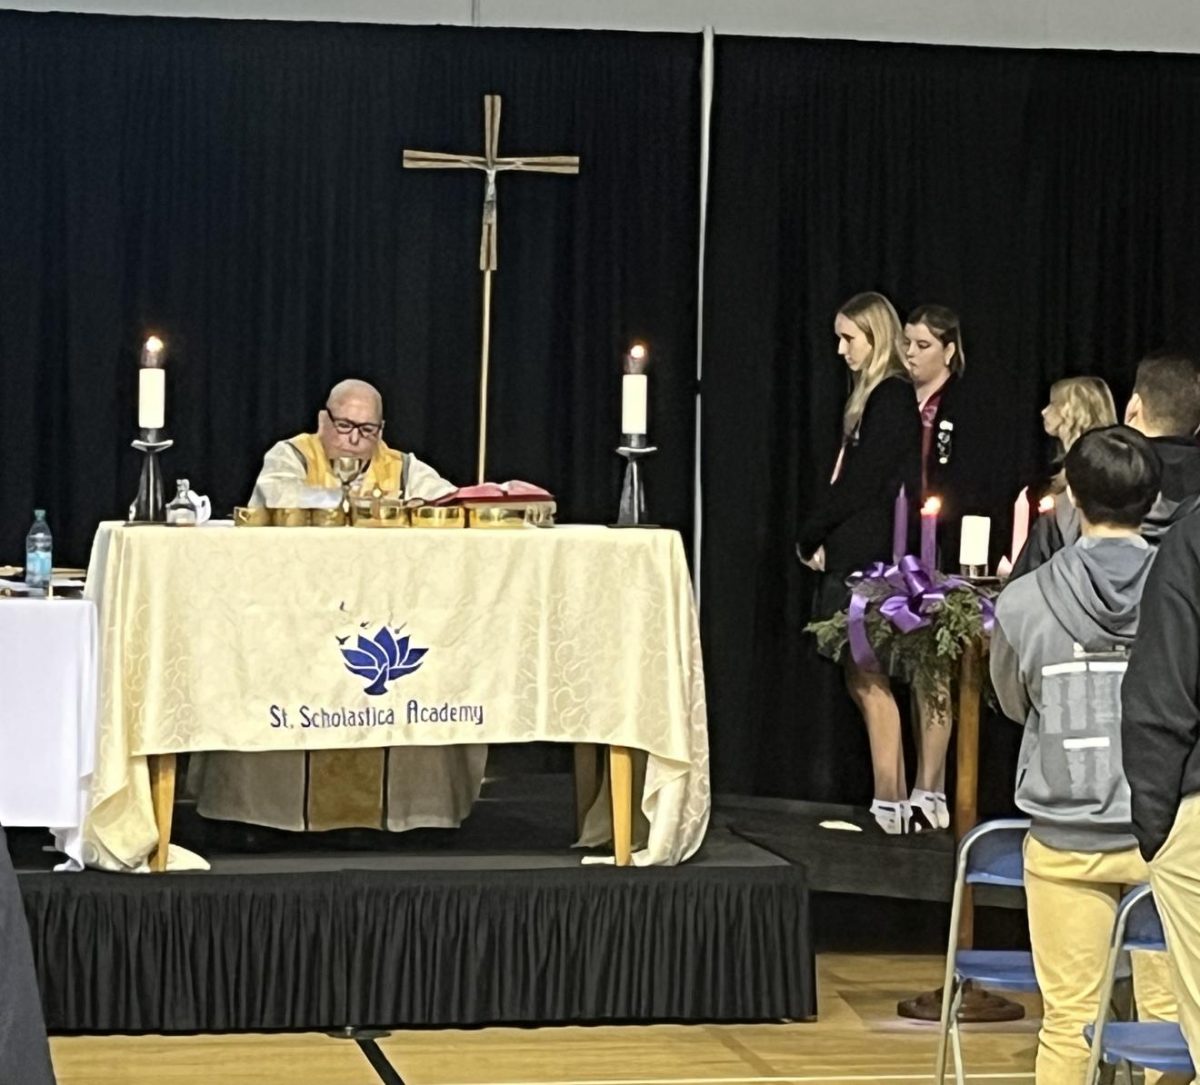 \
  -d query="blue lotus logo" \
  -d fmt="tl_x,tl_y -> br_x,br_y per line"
339,626 -> 428,696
